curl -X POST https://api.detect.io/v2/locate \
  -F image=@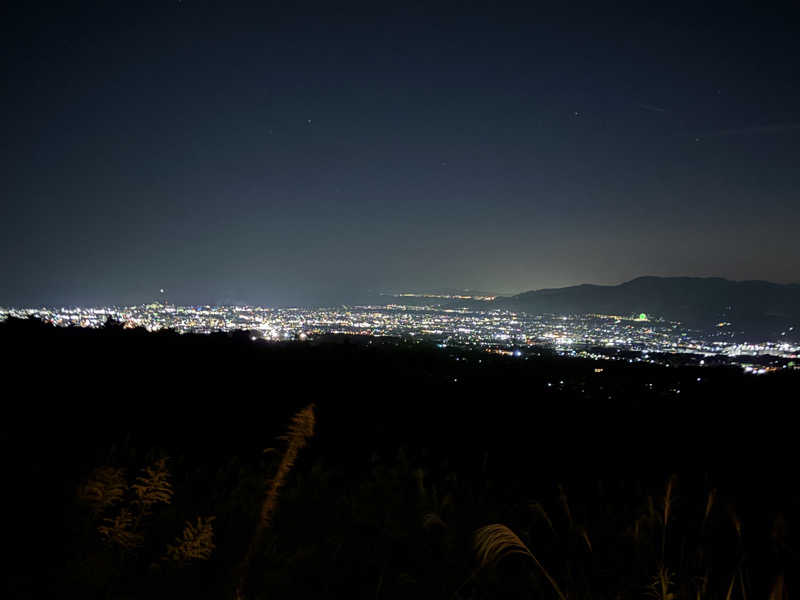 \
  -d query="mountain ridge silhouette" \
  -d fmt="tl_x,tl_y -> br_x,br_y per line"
495,276 -> 800,338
